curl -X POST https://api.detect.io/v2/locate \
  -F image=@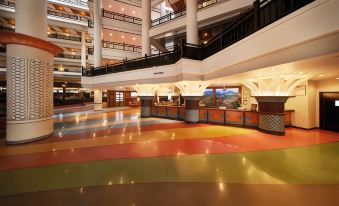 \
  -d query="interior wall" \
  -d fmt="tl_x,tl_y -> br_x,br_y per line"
315,79 -> 339,127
